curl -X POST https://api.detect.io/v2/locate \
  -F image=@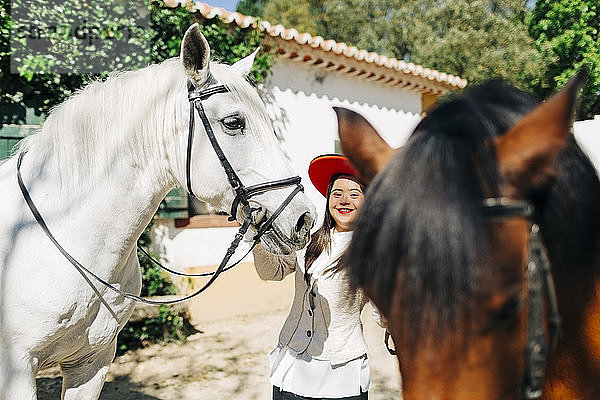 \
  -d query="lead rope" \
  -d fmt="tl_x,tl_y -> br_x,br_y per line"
17,151 -> 258,305
135,180 -> 303,280
17,152 -> 120,318
17,149 -> 303,305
